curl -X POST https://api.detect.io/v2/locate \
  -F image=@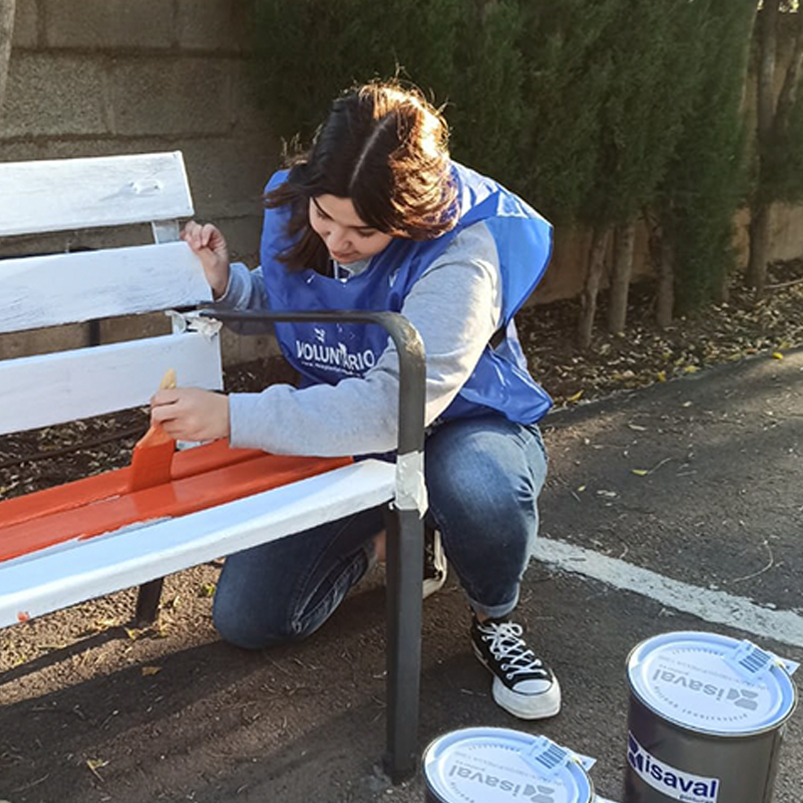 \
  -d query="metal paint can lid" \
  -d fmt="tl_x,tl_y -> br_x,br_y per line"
422,727 -> 594,803
627,630 -> 798,736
